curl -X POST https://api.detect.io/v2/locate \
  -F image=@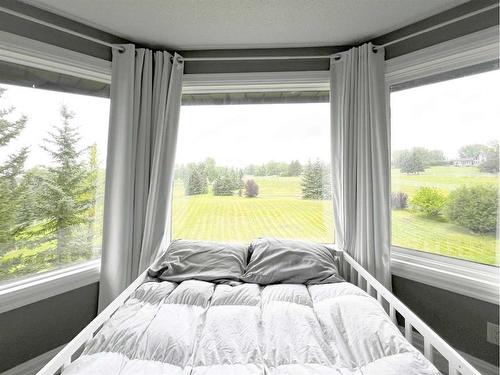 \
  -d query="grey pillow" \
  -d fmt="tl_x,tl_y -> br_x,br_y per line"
148,239 -> 247,284
241,238 -> 343,285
